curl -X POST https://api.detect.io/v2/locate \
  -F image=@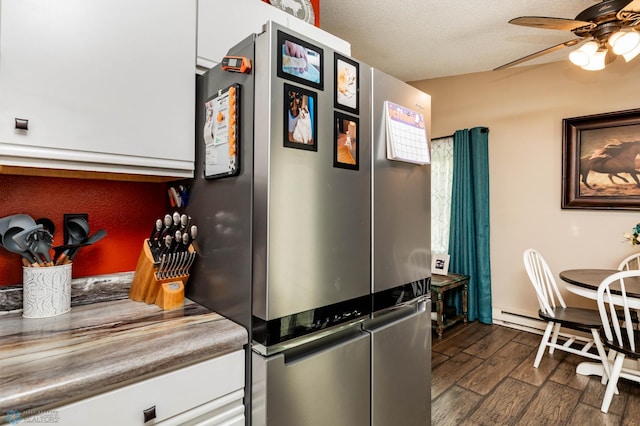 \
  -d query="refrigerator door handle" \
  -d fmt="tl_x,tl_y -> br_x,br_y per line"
283,325 -> 368,366
374,294 -> 429,317
252,316 -> 367,357
402,294 -> 429,310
